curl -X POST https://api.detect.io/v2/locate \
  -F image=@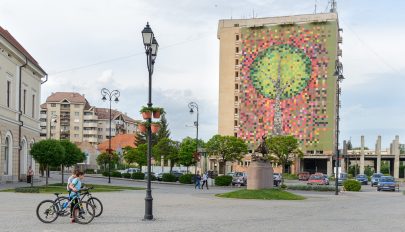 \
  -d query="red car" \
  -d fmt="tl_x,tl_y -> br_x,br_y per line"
298,172 -> 310,181
307,174 -> 327,185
